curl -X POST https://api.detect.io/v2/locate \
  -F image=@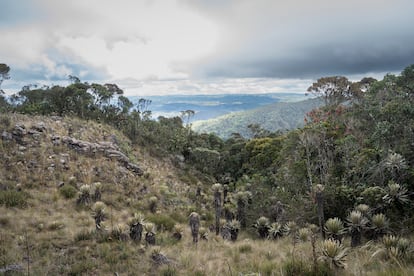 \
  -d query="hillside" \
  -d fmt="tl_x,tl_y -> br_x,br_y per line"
2,113 -> 414,276
2,65 -> 414,275
129,93 -> 310,121
192,97 -> 323,138
0,114 -> 207,275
